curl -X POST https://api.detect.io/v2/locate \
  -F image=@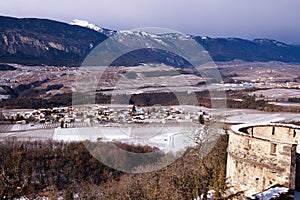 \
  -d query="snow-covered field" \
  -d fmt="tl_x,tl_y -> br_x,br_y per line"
0,129 -> 53,141
251,88 -> 300,100
53,124 -> 198,153
220,108 -> 300,124
268,101 -> 300,107
2,107 -> 300,144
